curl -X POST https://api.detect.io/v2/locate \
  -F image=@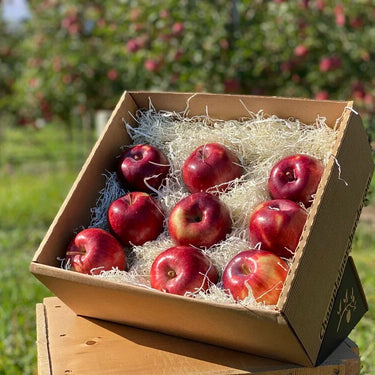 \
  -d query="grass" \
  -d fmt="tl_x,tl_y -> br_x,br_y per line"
0,174 -> 64,373
350,225 -> 375,374
0,122 -> 374,374
0,123 -> 94,375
